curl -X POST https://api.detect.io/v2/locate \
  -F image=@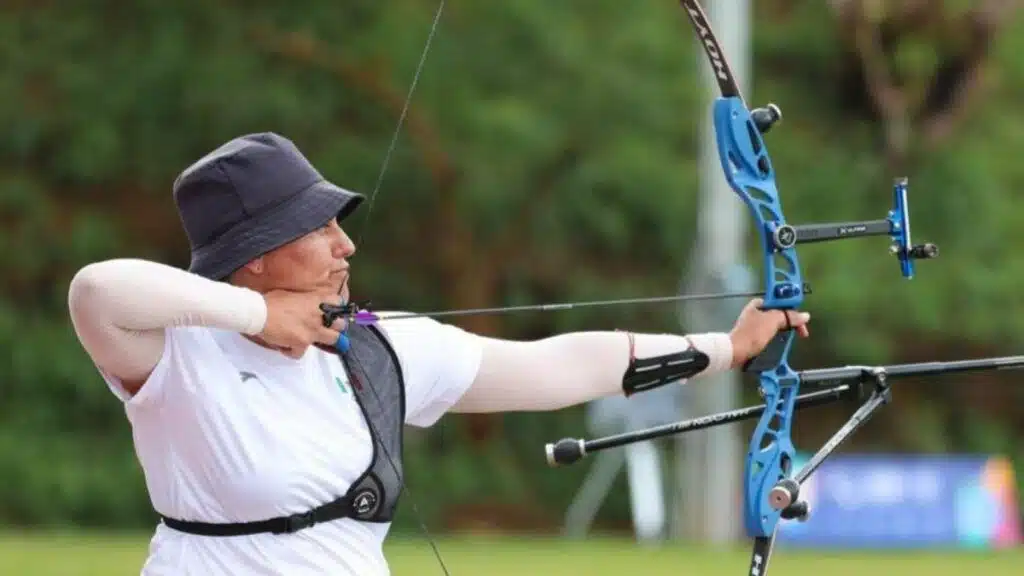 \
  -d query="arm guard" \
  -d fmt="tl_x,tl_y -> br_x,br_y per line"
621,333 -> 710,396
